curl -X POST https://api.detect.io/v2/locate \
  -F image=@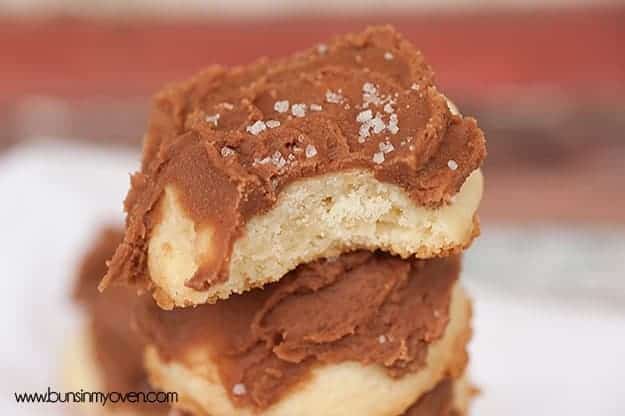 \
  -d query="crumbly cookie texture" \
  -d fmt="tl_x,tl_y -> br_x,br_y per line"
101,25 -> 486,307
